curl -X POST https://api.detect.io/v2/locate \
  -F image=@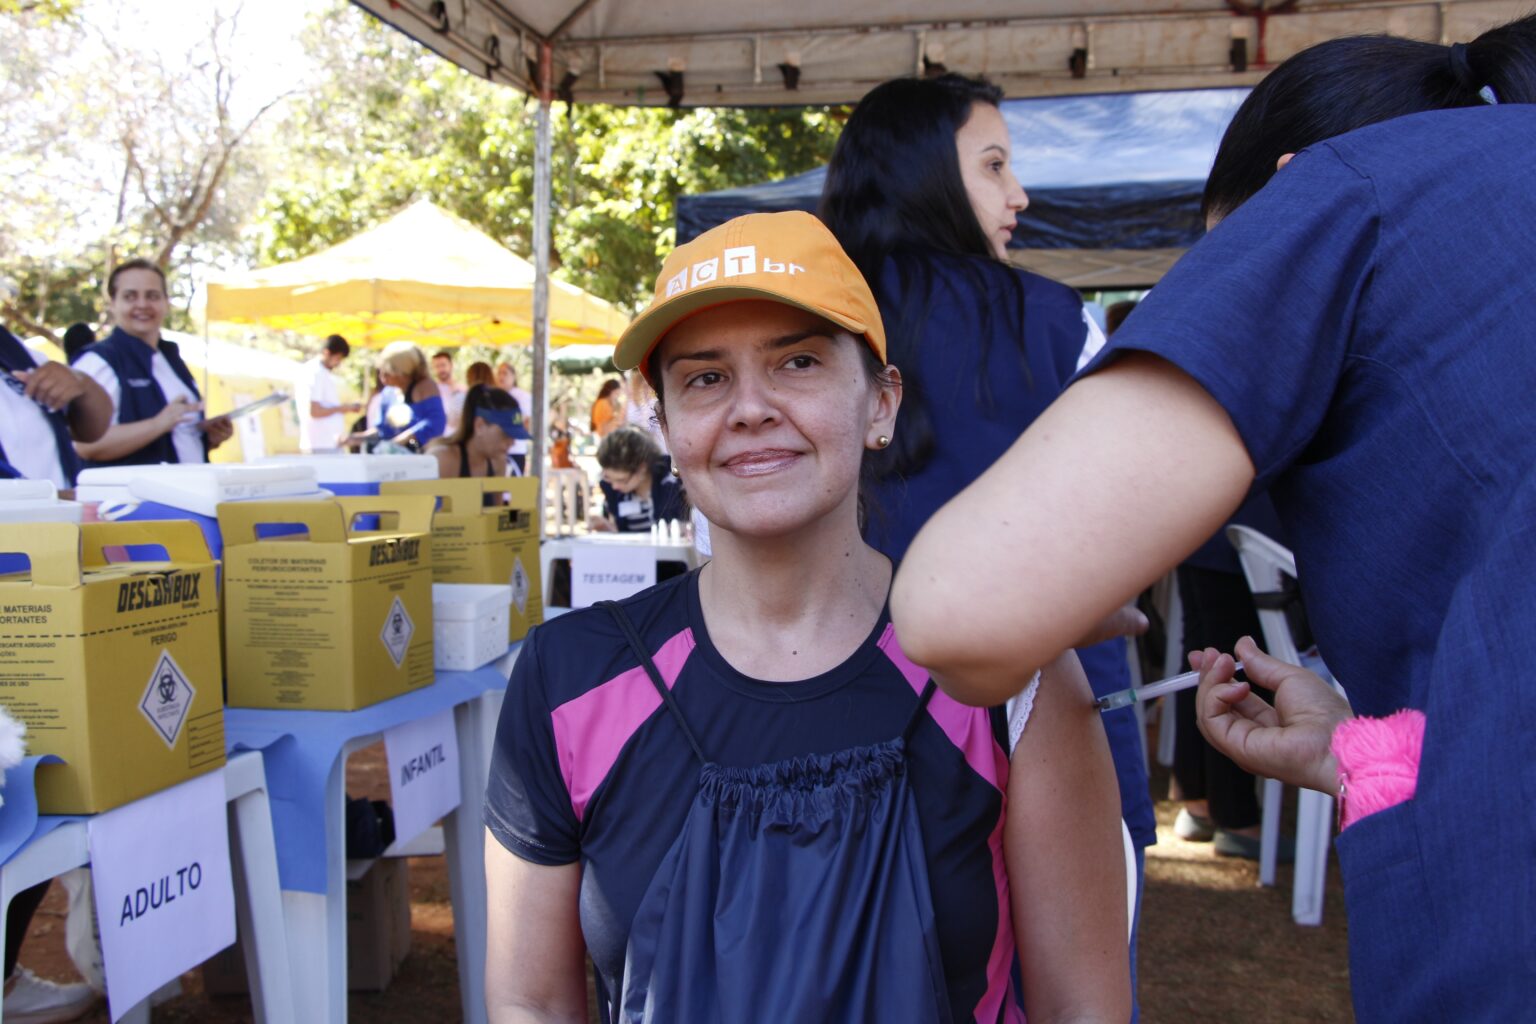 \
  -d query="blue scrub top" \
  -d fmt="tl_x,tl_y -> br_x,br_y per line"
1092,105 -> 1536,1022
864,252 -> 1156,849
